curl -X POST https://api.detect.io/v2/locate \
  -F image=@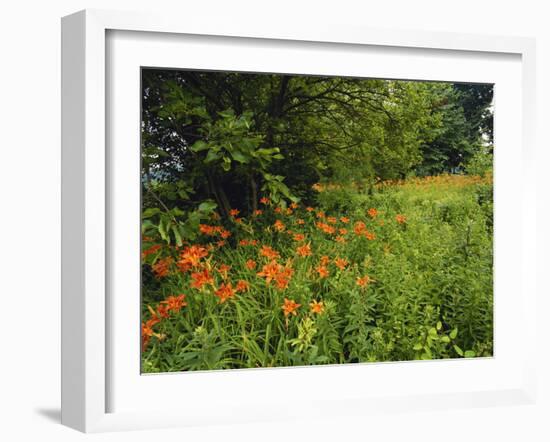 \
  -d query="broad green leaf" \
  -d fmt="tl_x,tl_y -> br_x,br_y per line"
230,150 -> 249,163
173,225 -> 183,247
449,328 -> 458,339
142,208 -> 161,218
158,218 -> 168,243
204,149 -> 221,163
198,200 -> 217,212
190,140 -> 209,152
